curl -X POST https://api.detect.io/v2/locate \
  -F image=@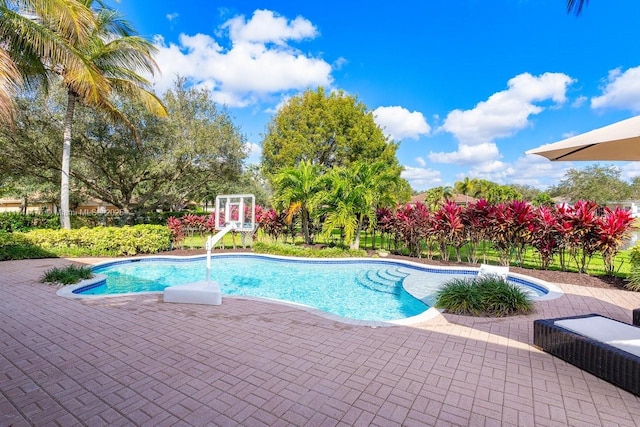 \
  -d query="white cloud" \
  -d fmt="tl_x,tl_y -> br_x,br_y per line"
373,106 -> 431,141
401,166 -> 442,191
429,142 -> 499,165
621,162 -> 640,181
415,157 -> 426,167
591,66 -> 640,111
431,72 -> 574,166
473,155 -> 571,188
442,72 -> 574,146
222,9 -> 317,45
166,12 -> 178,21
244,142 -> 262,164
151,9 -> 333,107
